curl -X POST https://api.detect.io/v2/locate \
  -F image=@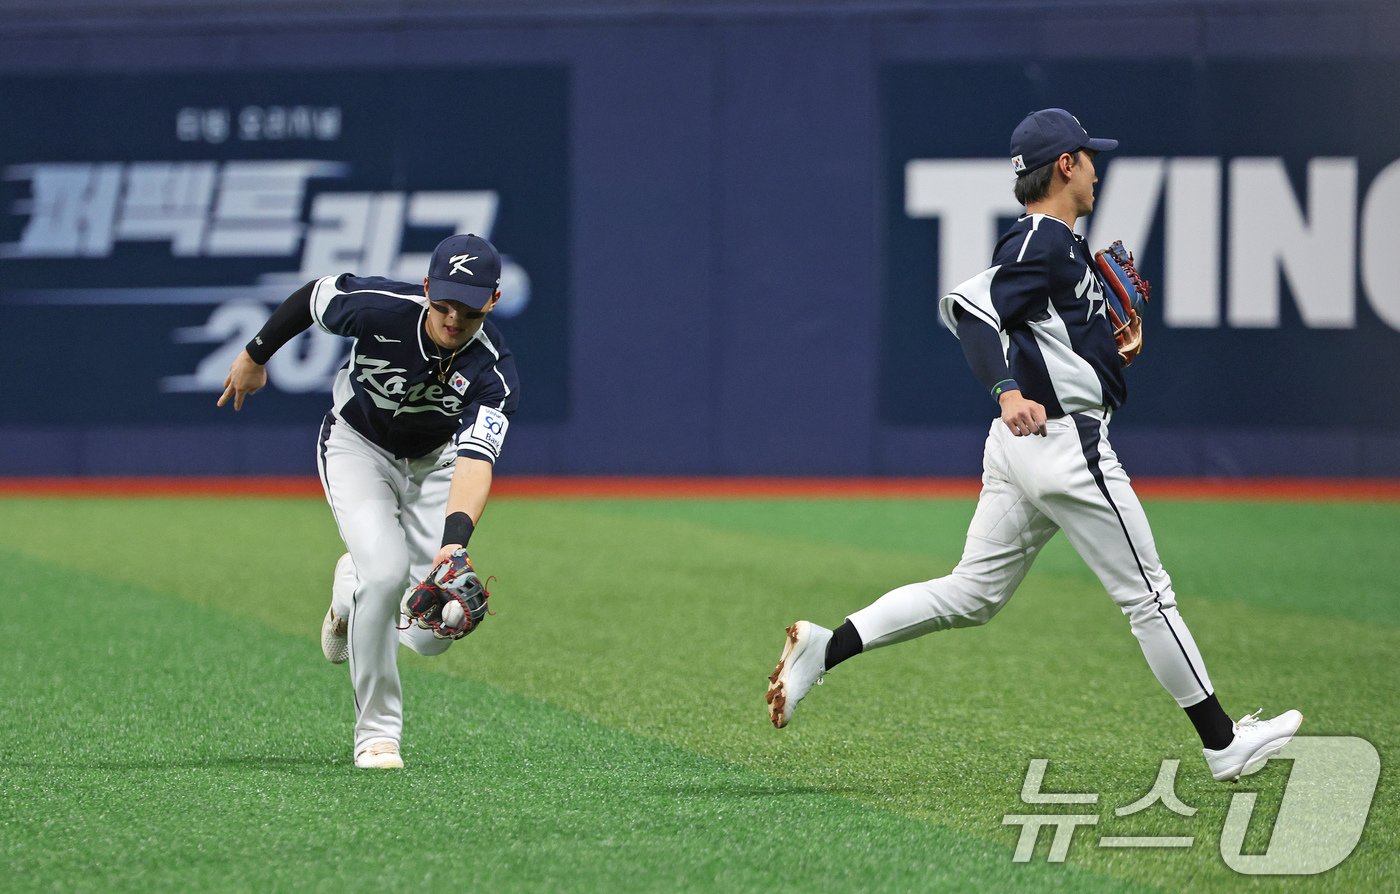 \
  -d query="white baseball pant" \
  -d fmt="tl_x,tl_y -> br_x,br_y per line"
316,413 -> 459,753
848,409 -> 1214,707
